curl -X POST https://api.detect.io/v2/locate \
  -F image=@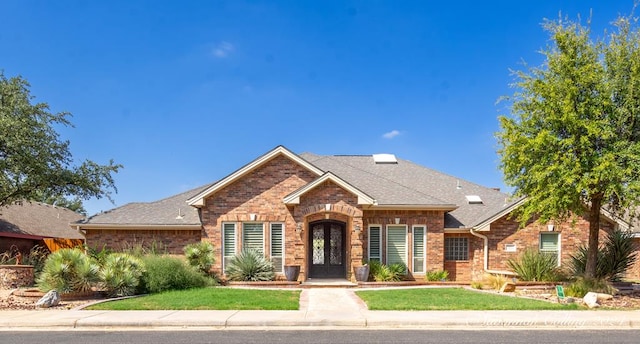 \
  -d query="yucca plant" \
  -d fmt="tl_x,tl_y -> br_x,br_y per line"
507,248 -> 560,281
371,262 -> 406,282
36,248 -> 100,294
570,229 -> 638,281
426,270 -> 449,282
184,241 -> 215,275
100,253 -> 145,297
225,249 -> 275,281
